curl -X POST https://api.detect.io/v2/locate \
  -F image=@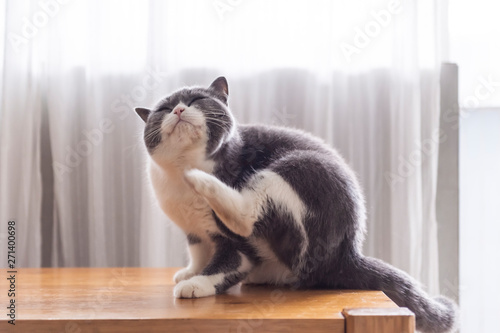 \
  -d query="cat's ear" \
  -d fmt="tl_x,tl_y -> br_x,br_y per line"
209,76 -> 229,103
135,107 -> 151,122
